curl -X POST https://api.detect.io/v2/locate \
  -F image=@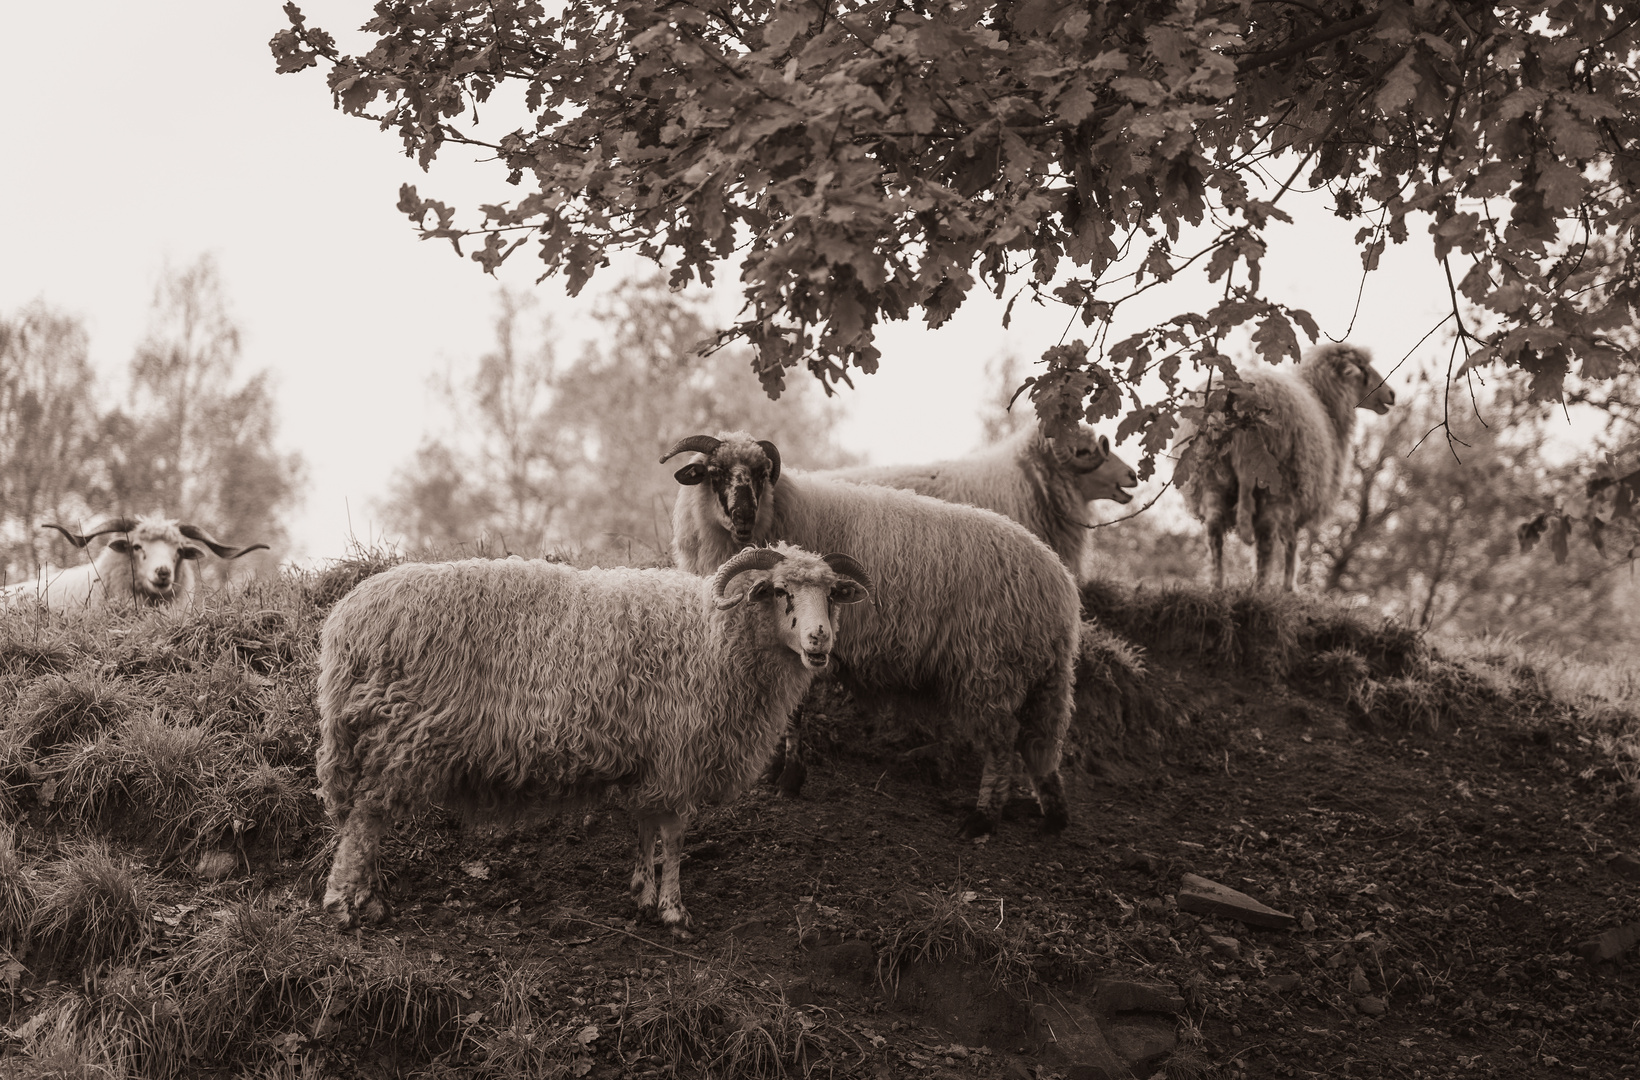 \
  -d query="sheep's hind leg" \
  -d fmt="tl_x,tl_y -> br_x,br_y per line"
654,812 -> 695,940
629,814 -> 661,917
961,736 -> 1012,839
760,709 -> 808,798
323,794 -> 394,930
